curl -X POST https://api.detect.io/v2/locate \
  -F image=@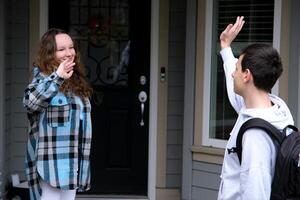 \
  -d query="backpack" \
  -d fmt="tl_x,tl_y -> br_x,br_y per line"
235,118 -> 300,200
